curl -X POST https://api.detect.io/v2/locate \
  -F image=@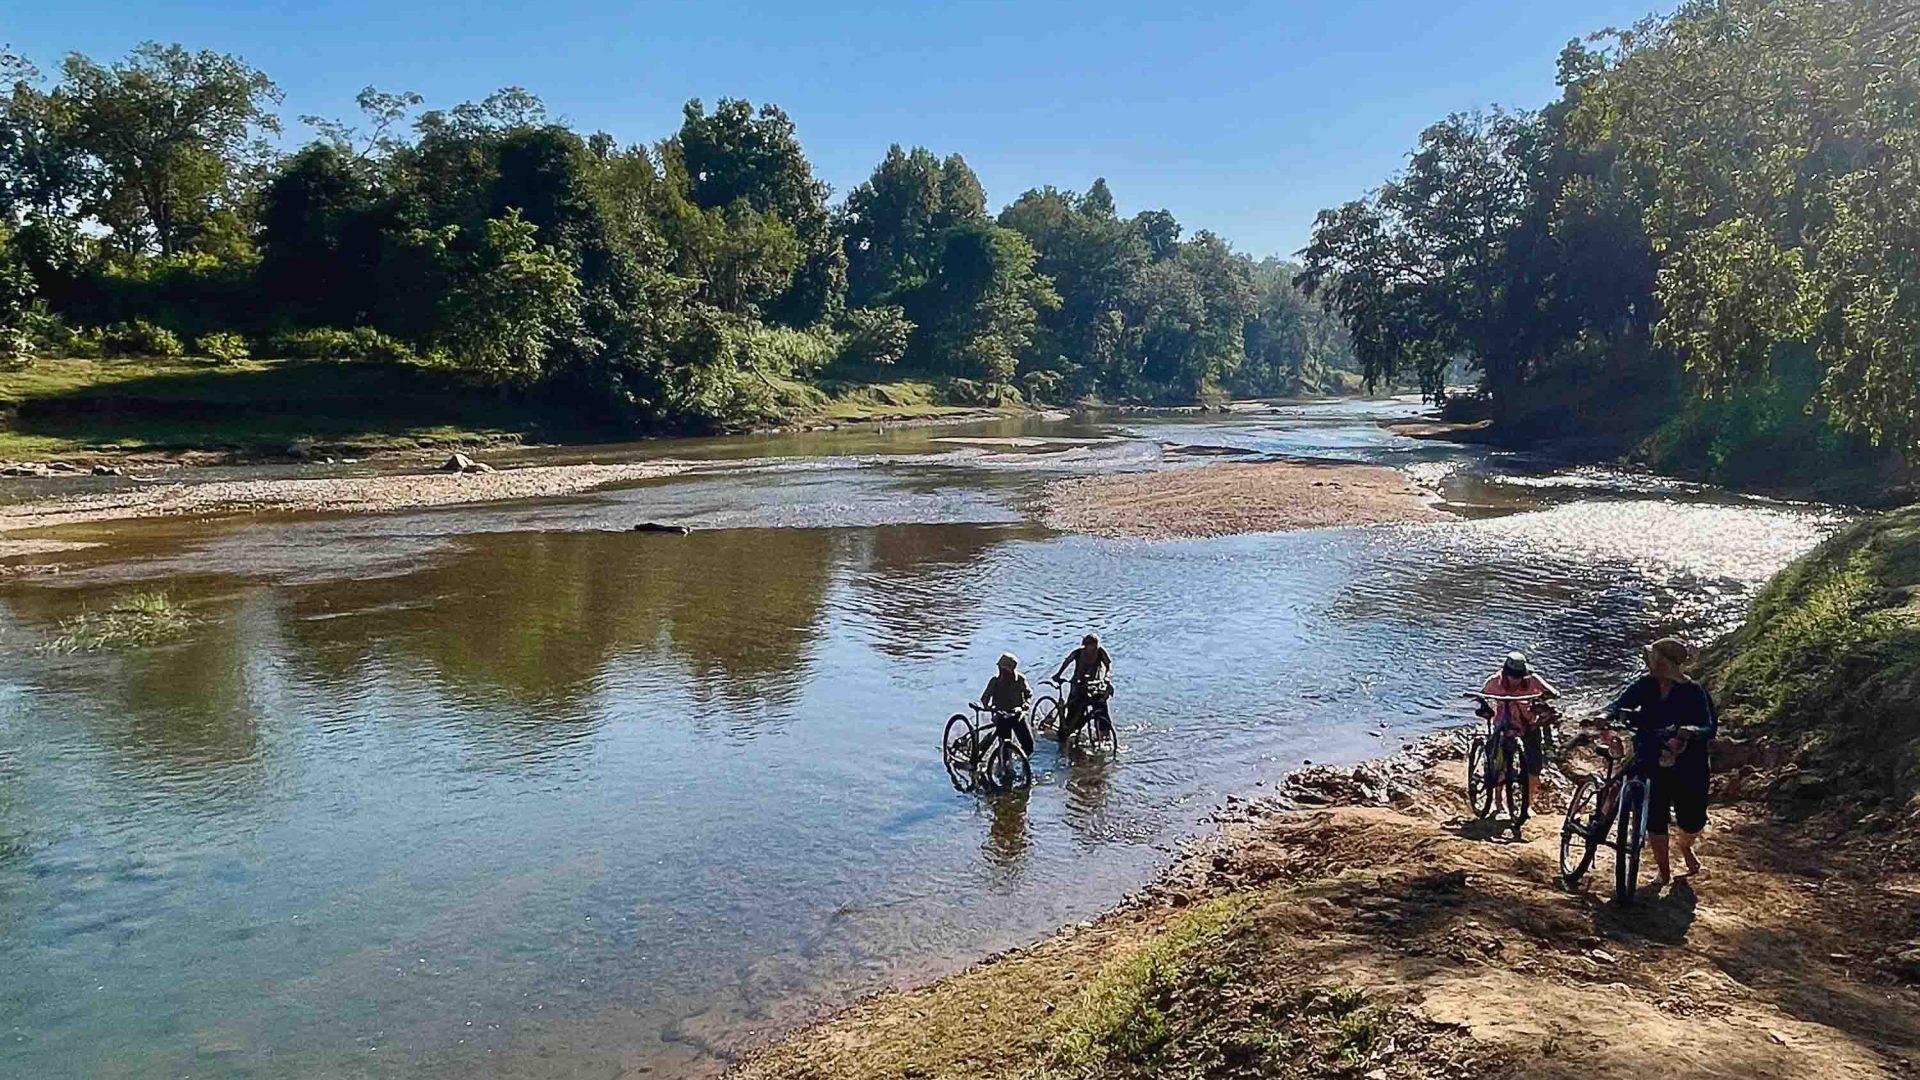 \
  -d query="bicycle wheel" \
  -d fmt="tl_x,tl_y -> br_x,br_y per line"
985,739 -> 1031,790
1466,736 -> 1494,819
942,714 -> 977,770
1615,780 -> 1645,906
1503,738 -> 1530,836
1031,696 -> 1061,735
1093,706 -> 1118,754
1558,777 -> 1604,885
